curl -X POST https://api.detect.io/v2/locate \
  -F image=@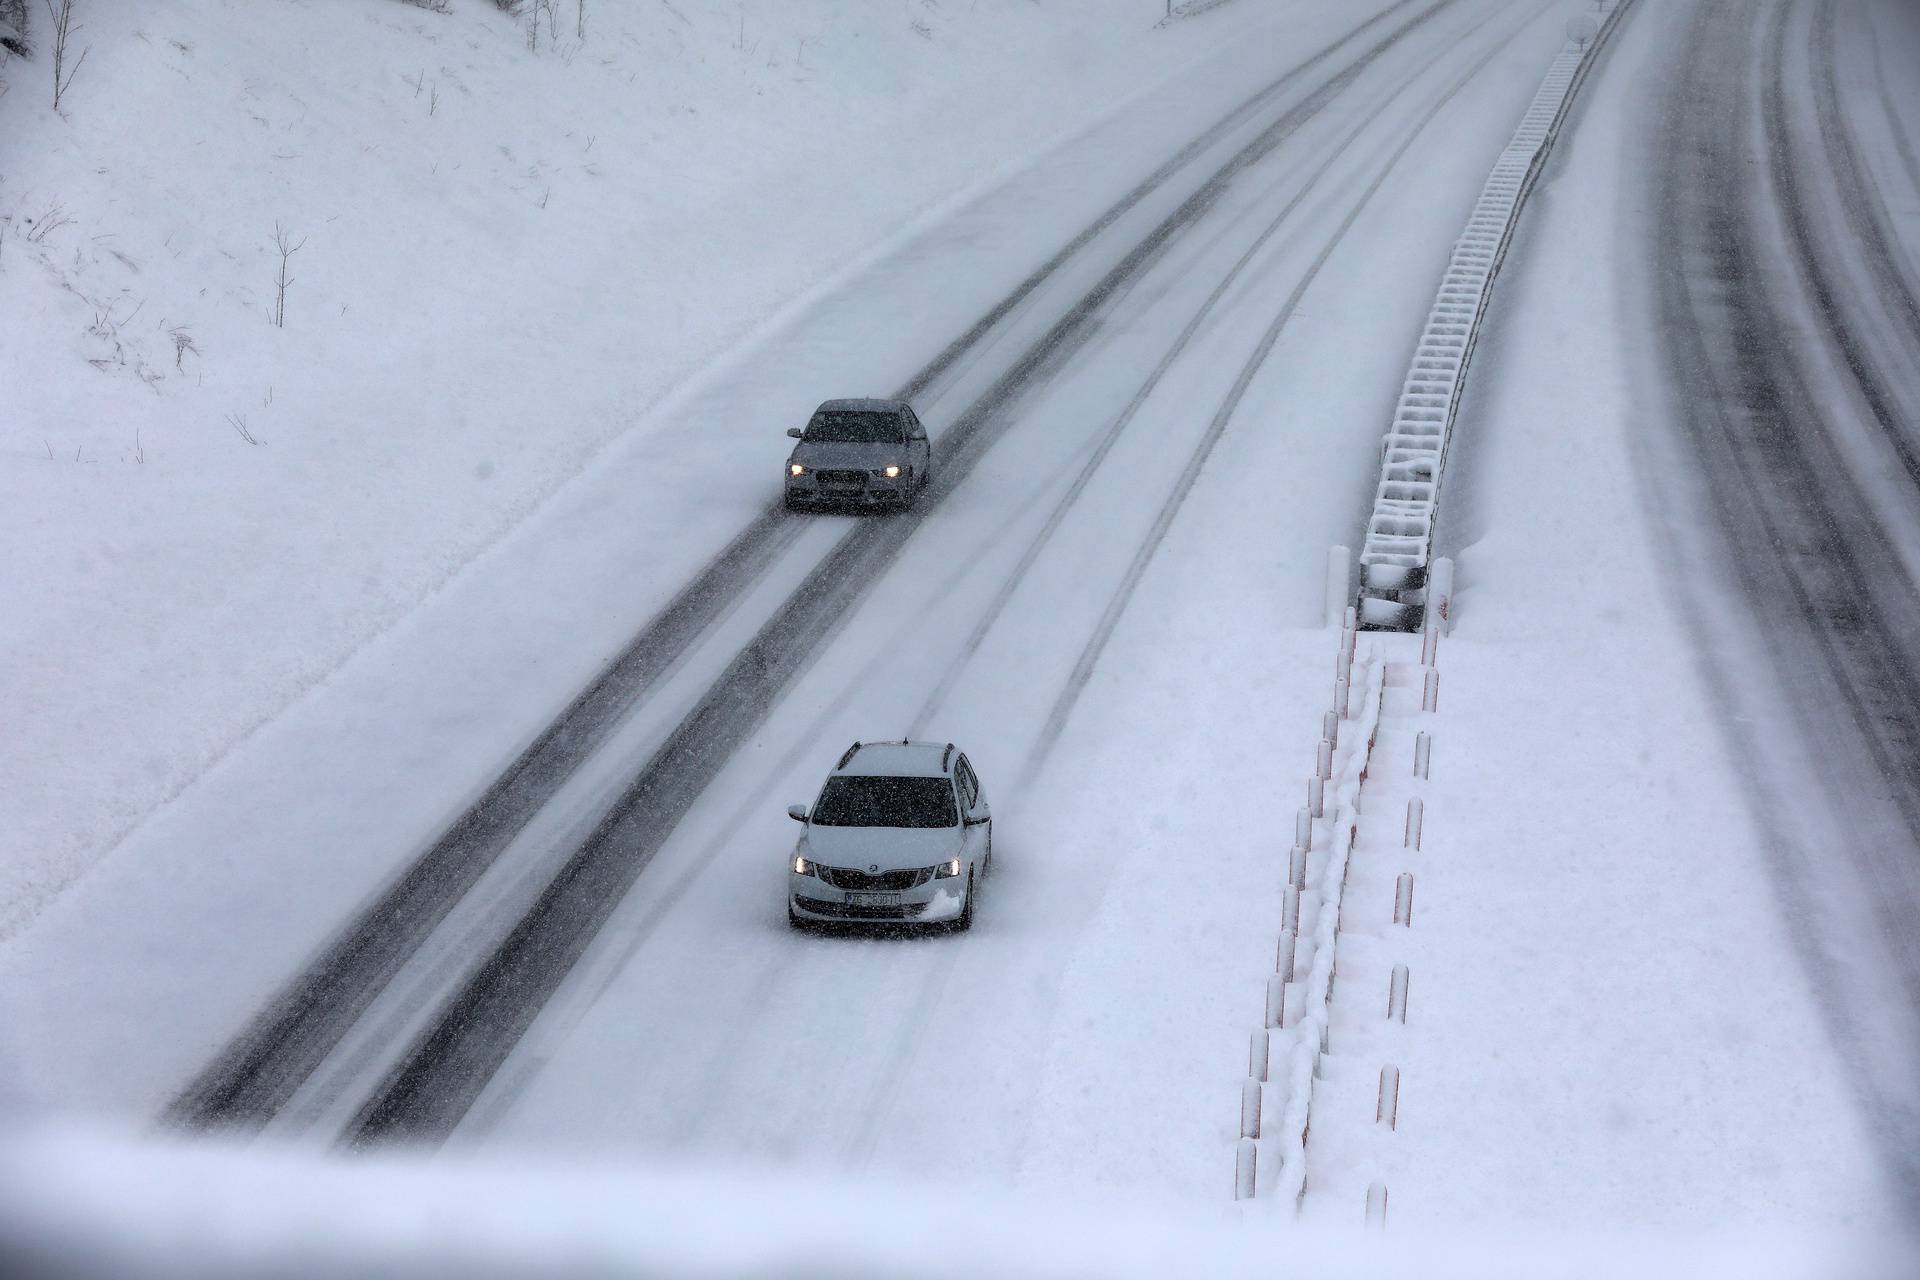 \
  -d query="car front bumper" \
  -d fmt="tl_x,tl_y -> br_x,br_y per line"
786,472 -> 908,505
789,871 -> 967,923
